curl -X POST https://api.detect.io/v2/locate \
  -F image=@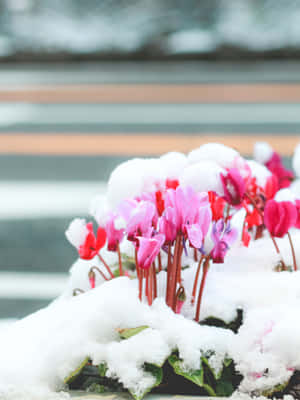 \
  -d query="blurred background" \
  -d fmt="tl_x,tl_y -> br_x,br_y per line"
0,0 -> 300,324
